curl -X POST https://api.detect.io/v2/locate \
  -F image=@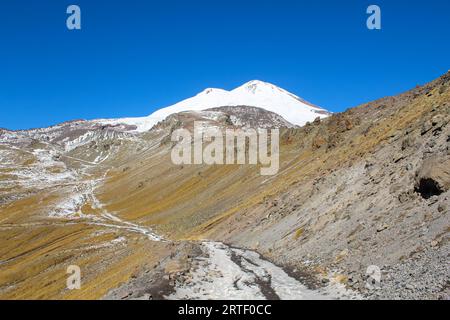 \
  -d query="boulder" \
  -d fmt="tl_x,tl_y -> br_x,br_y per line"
415,157 -> 450,199
312,134 -> 327,150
